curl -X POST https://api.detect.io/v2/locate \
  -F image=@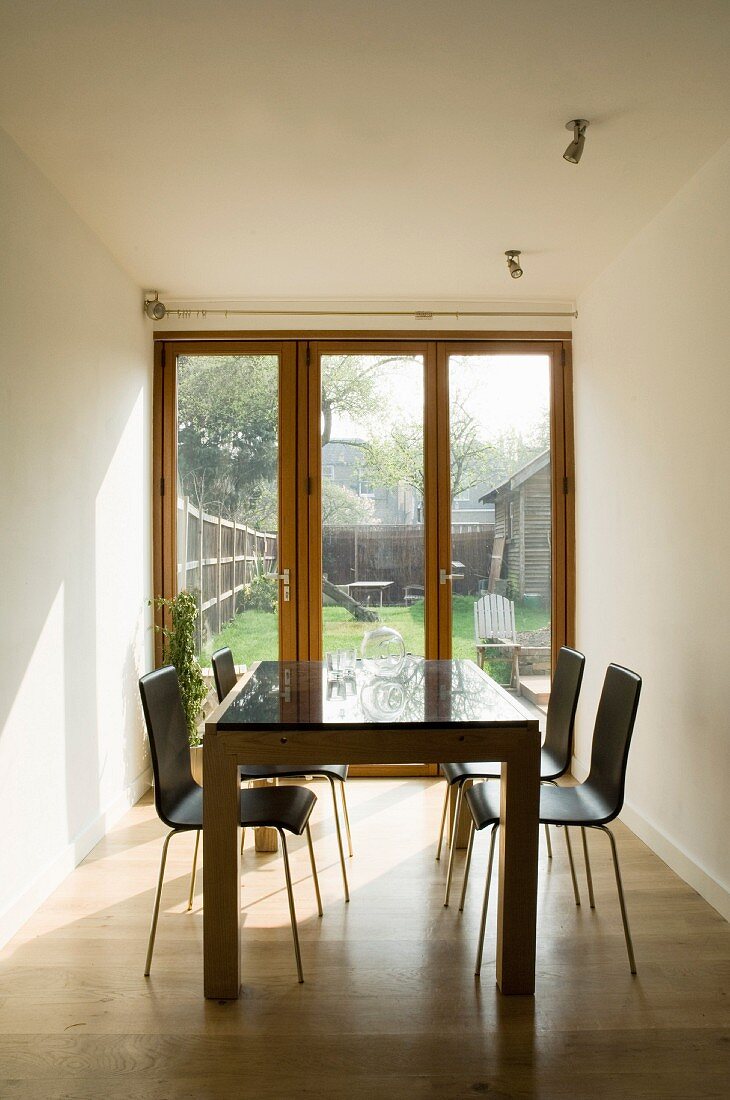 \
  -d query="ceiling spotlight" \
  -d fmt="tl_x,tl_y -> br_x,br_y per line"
144,291 -> 167,320
505,250 -> 523,279
563,119 -> 590,164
